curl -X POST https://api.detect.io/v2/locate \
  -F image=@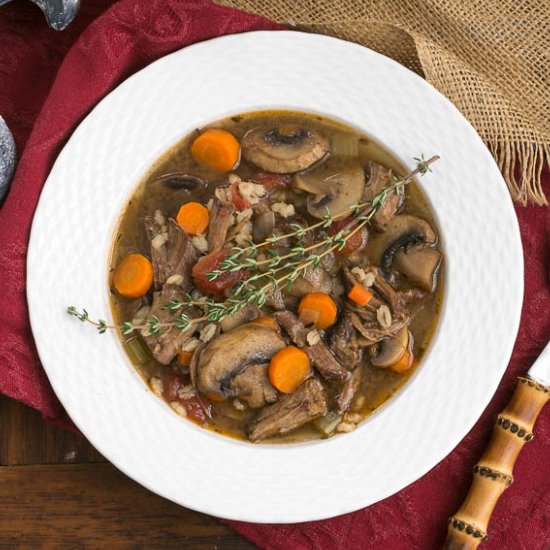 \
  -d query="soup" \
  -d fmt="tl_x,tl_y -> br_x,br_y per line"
109,110 -> 443,443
